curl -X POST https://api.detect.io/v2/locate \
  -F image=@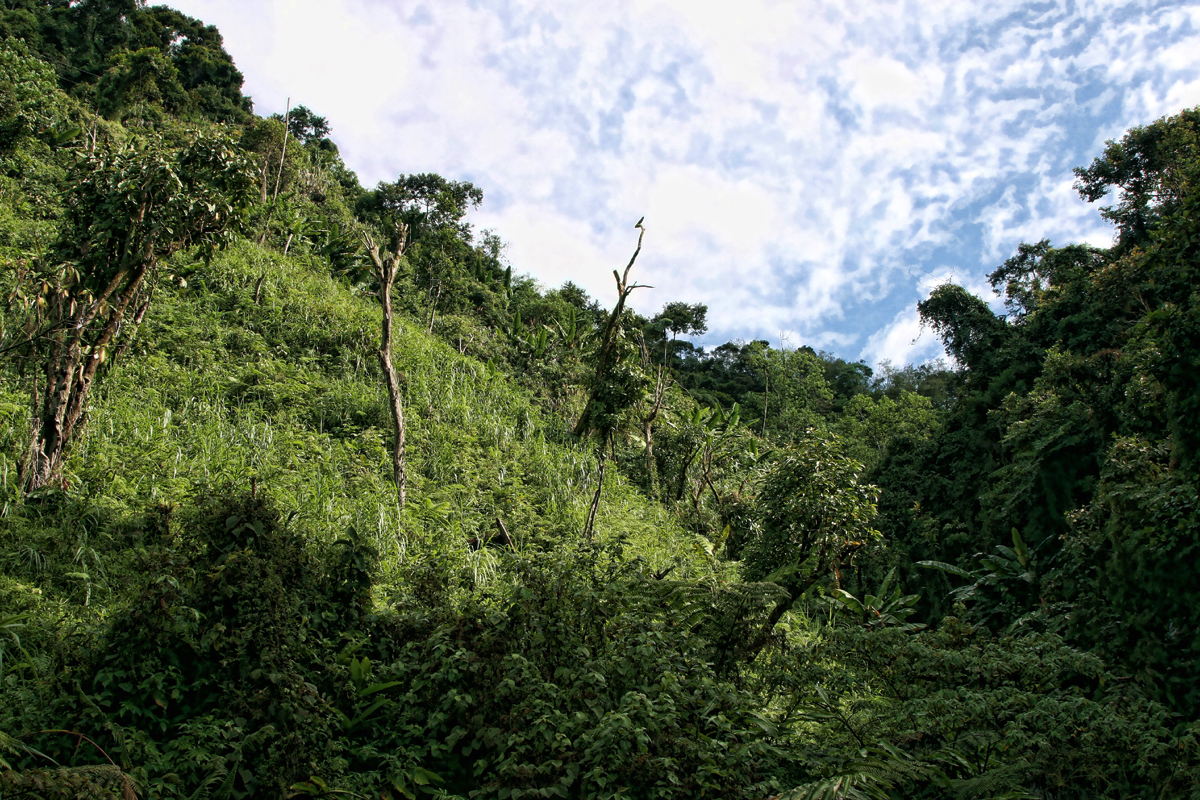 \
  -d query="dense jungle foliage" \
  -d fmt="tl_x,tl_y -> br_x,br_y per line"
1,3 -> 1198,798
